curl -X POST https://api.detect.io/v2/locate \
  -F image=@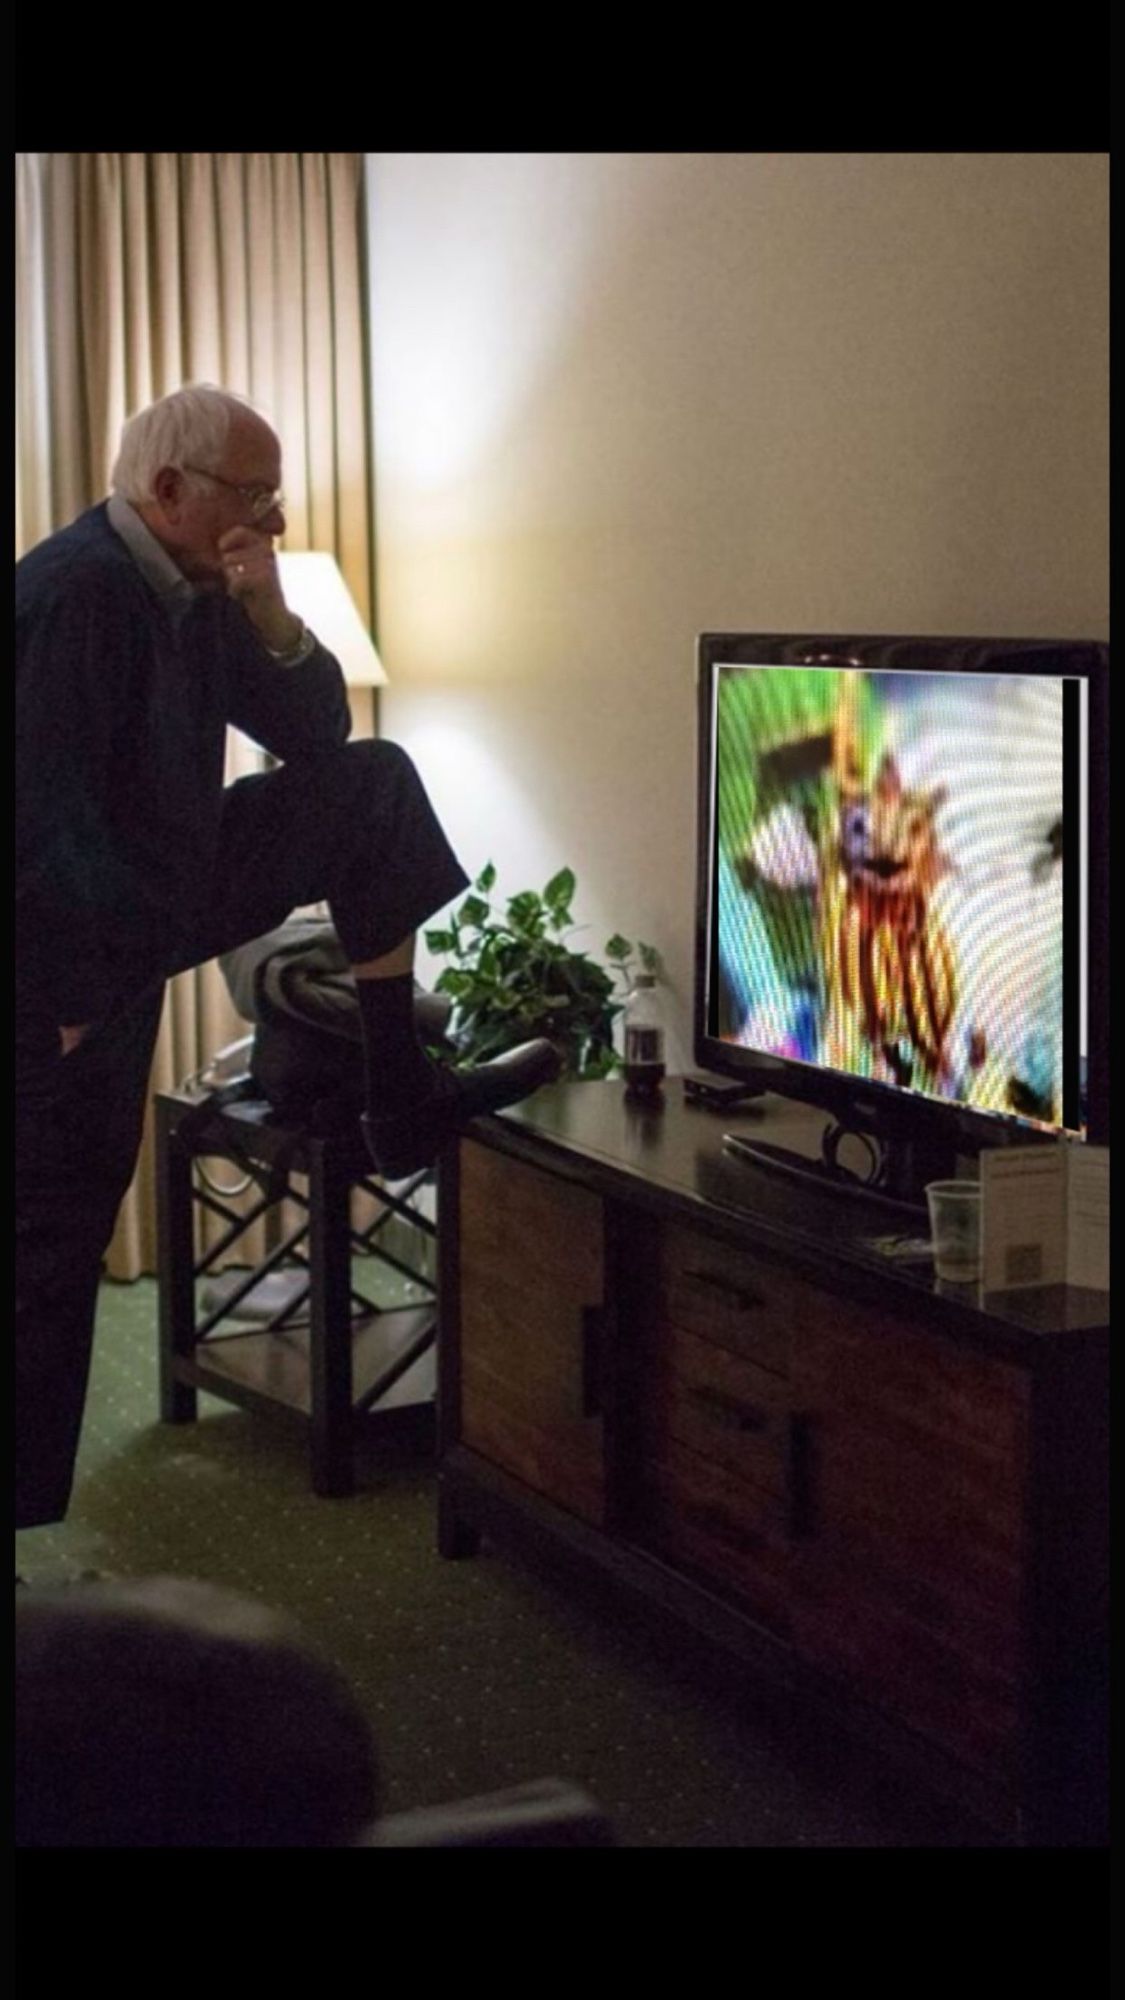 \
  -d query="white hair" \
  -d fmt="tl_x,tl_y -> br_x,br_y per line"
110,384 -> 265,503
